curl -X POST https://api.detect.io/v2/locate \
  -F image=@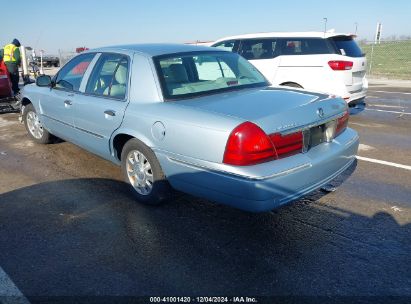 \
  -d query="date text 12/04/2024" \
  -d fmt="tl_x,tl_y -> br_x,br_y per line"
149,296 -> 258,303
